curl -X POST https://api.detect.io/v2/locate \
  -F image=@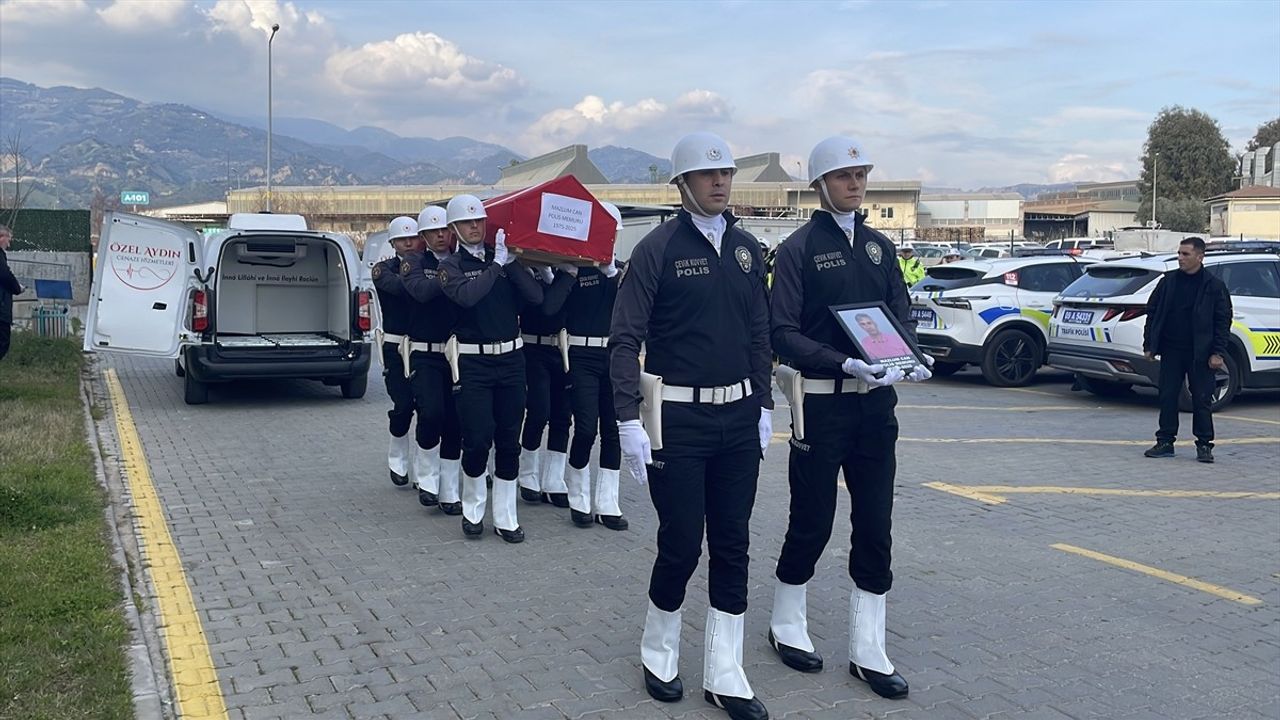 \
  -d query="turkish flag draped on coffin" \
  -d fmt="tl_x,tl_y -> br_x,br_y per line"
482,176 -> 616,265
